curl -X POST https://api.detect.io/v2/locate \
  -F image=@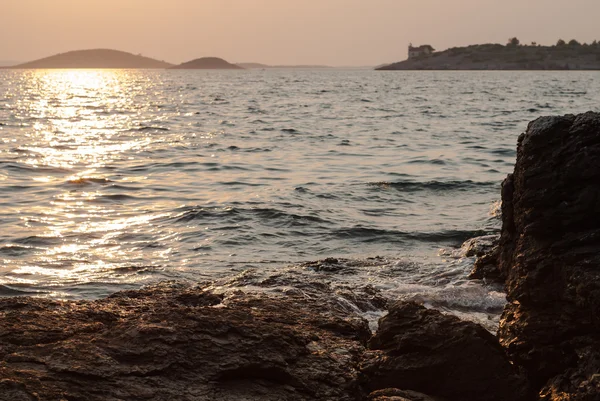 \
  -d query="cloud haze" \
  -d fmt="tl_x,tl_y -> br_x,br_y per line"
2,0 -> 599,66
